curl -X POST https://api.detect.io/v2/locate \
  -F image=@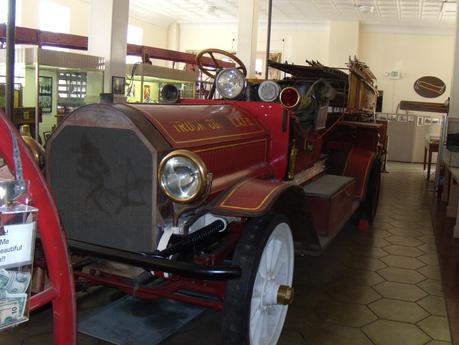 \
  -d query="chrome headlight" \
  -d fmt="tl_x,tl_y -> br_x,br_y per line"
158,150 -> 208,203
258,80 -> 280,102
215,68 -> 246,99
